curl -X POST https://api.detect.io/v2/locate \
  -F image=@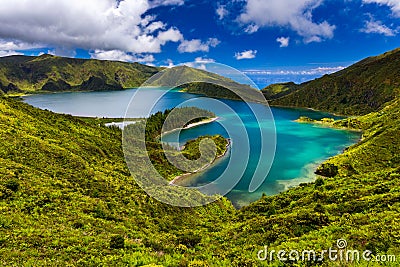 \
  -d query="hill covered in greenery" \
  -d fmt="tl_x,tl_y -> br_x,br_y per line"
145,65 -> 263,102
0,54 -> 160,93
0,96 -> 236,265
261,82 -> 301,100
1,47 -> 400,265
1,93 -> 400,265
0,55 -> 258,100
265,48 -> 400,115
230,97 -> 400,265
